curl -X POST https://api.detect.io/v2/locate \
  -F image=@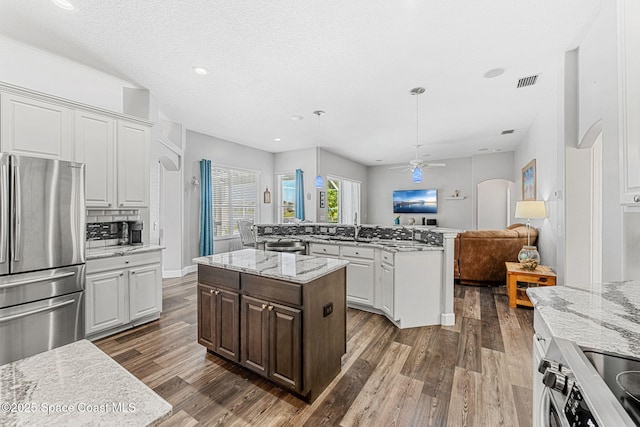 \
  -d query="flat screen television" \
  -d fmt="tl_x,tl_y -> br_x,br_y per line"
393,189 -> 437,214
